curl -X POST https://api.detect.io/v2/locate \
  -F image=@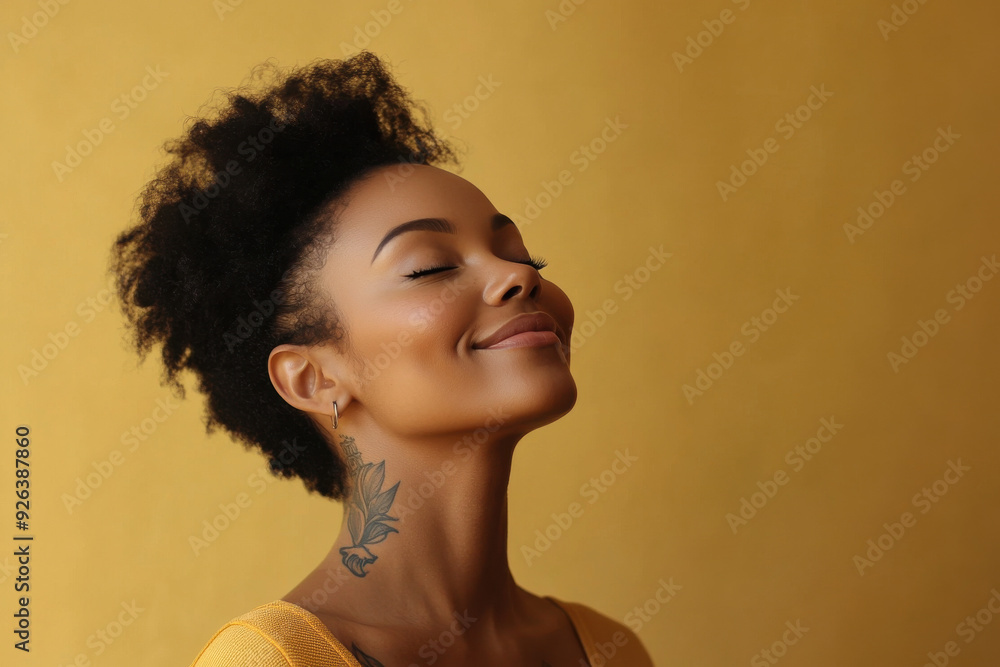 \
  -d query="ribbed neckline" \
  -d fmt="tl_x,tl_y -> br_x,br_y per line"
269,600 -> 359,664
271,596 -> 591,666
